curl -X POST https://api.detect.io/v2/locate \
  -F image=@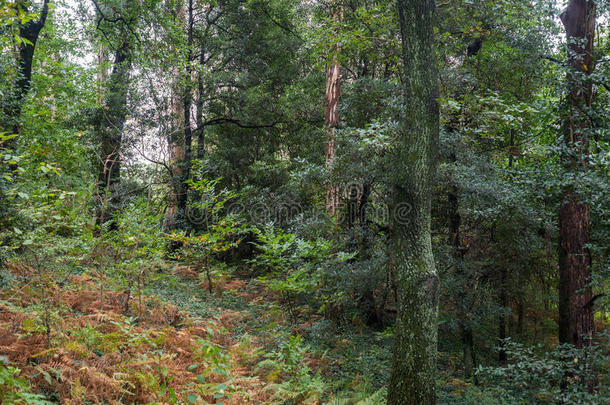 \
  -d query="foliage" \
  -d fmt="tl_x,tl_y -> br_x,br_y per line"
0,358 -> 53,405
475,338 -> 610,404
0,0 -> 608,403
251,225 -> 354,320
